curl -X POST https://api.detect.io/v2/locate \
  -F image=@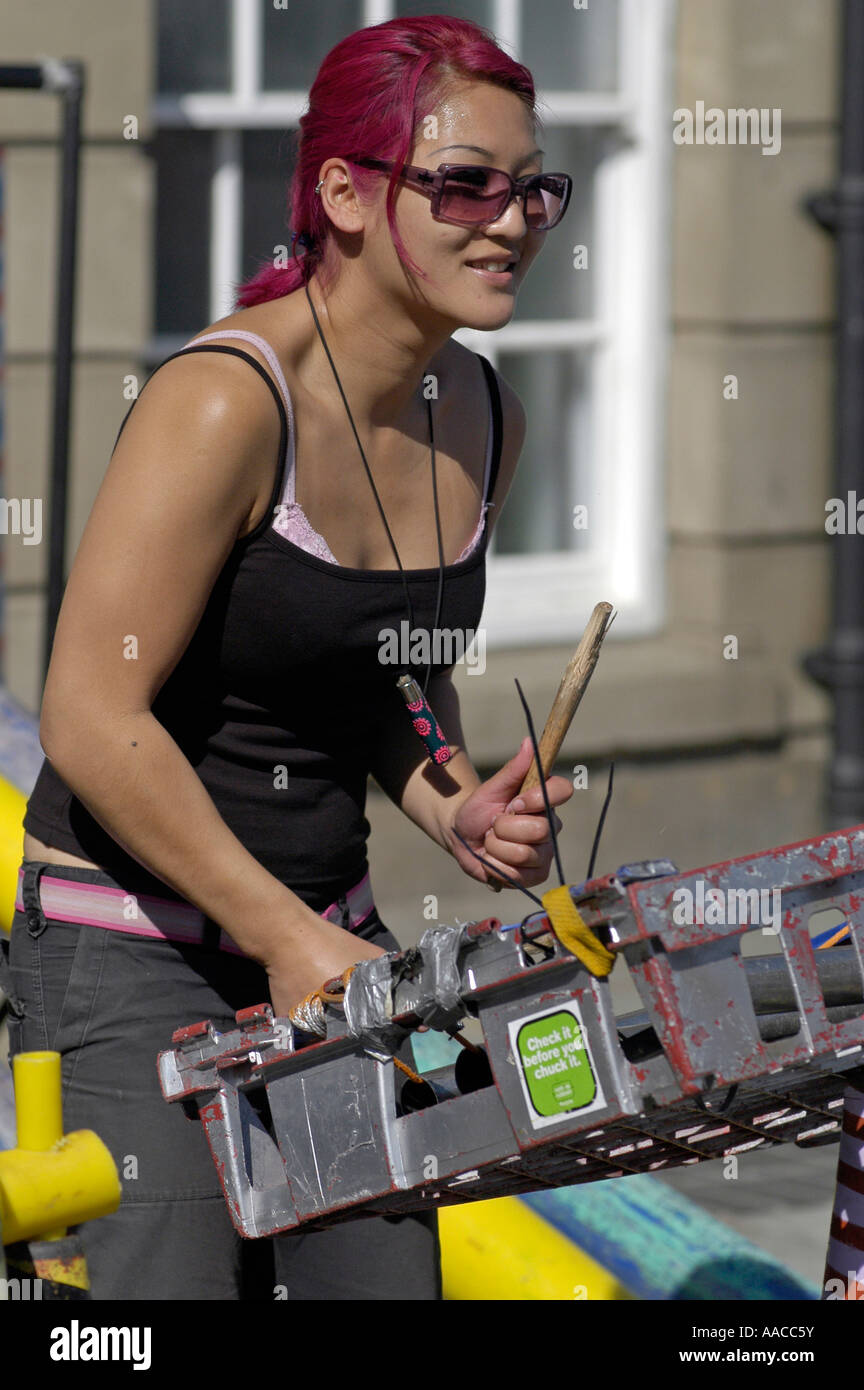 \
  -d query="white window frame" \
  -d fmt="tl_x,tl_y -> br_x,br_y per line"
152,0 -> 676,645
